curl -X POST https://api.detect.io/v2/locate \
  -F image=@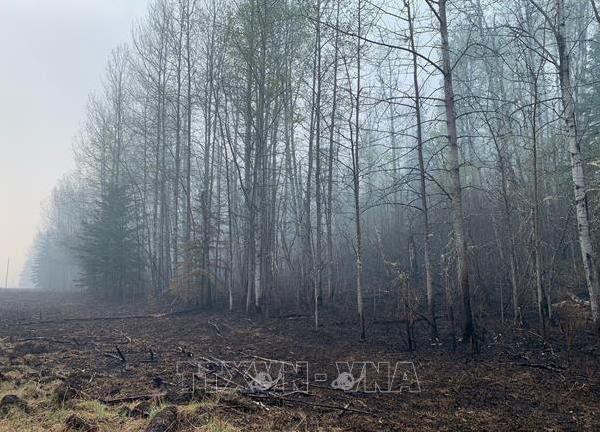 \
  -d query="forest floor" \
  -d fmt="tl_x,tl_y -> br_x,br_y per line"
0,289 -> 598,431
